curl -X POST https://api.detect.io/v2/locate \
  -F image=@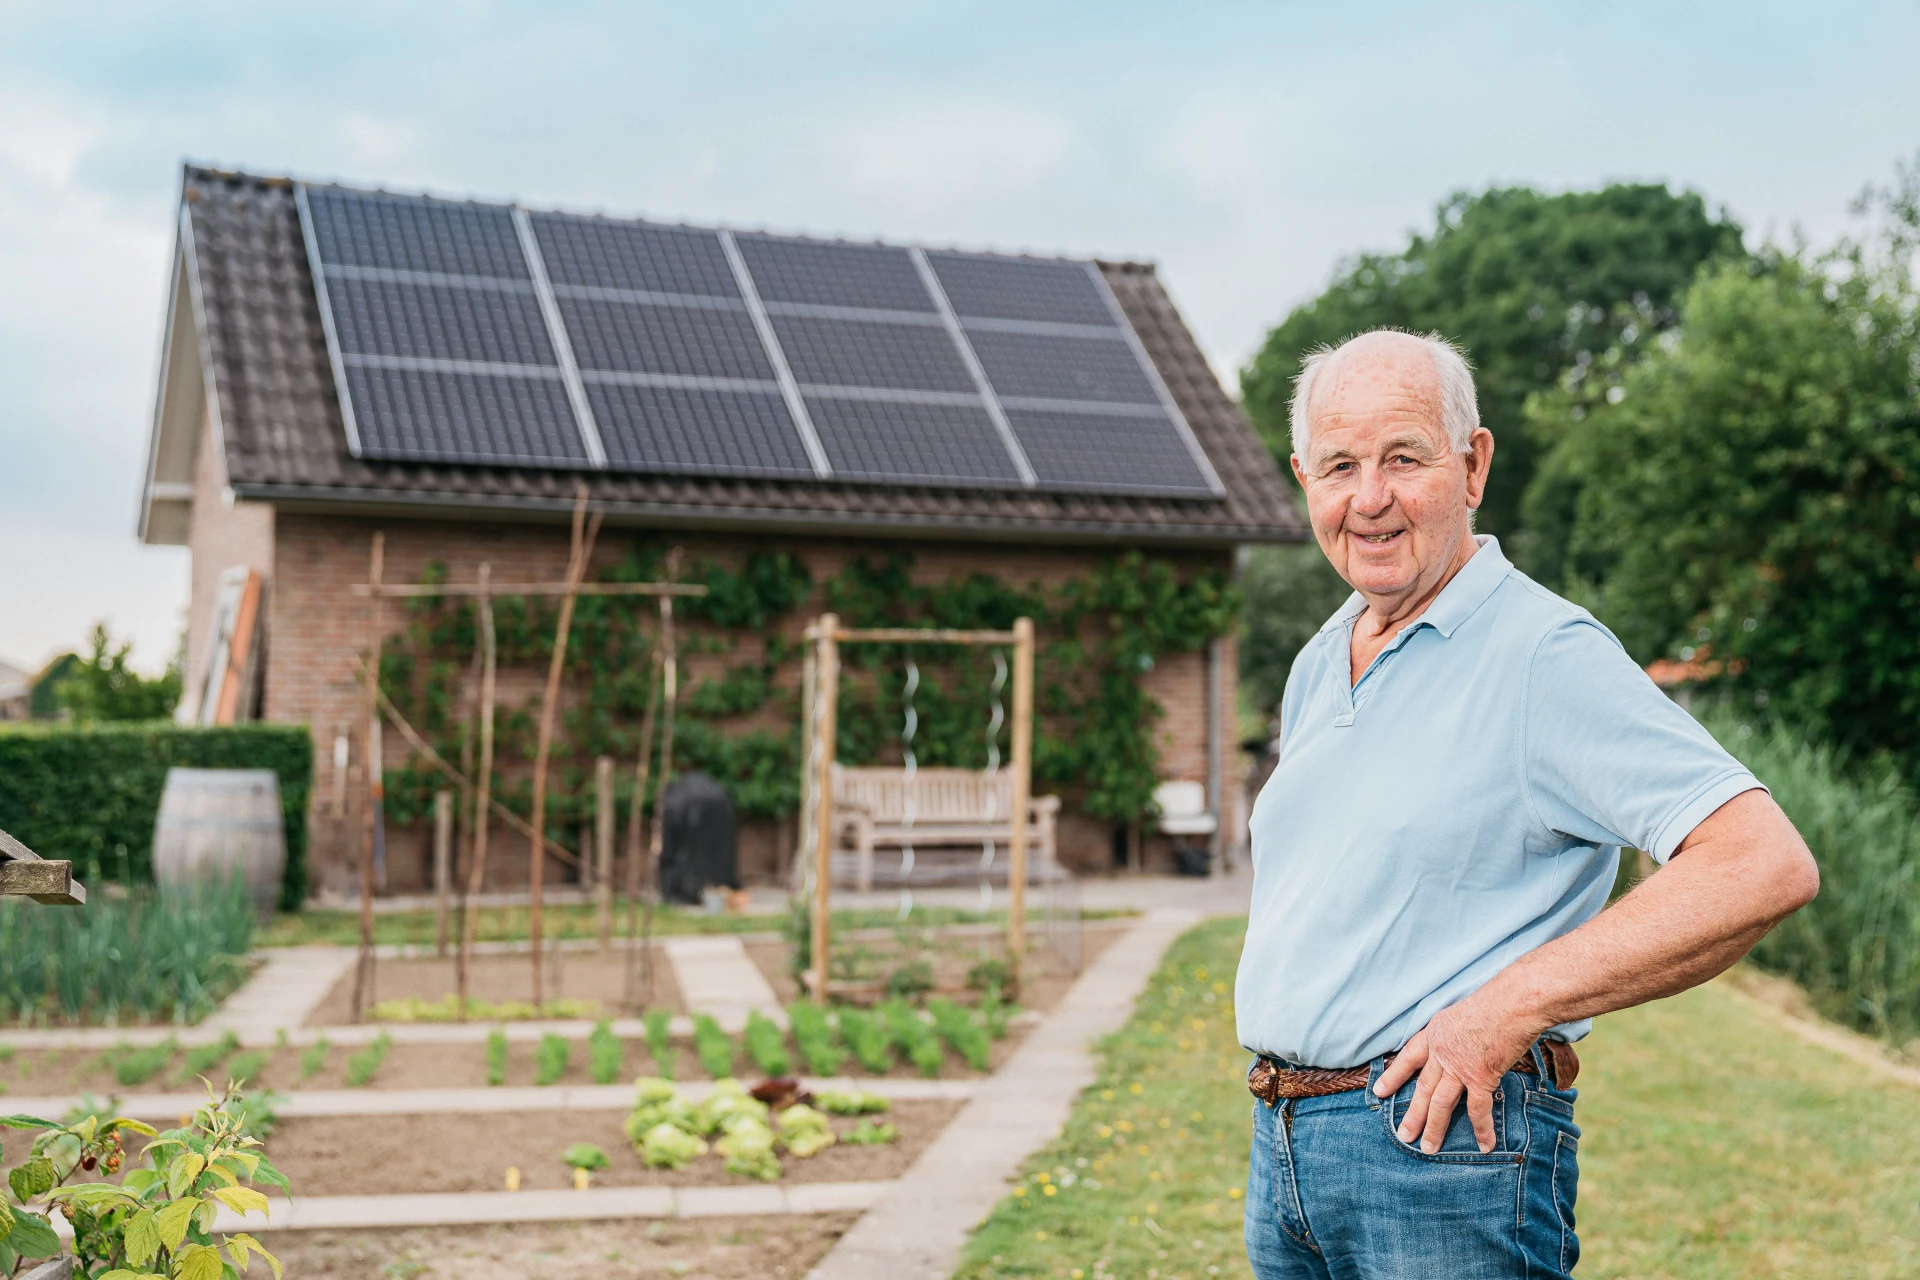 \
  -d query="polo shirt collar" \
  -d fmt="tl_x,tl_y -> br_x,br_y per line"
1319,534 -> 1513,640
